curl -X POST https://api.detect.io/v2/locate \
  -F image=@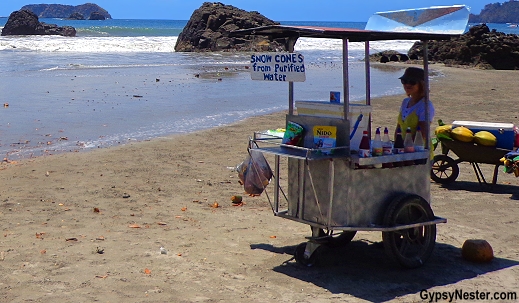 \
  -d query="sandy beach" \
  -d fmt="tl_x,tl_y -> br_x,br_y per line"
1,64 -> 519,302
